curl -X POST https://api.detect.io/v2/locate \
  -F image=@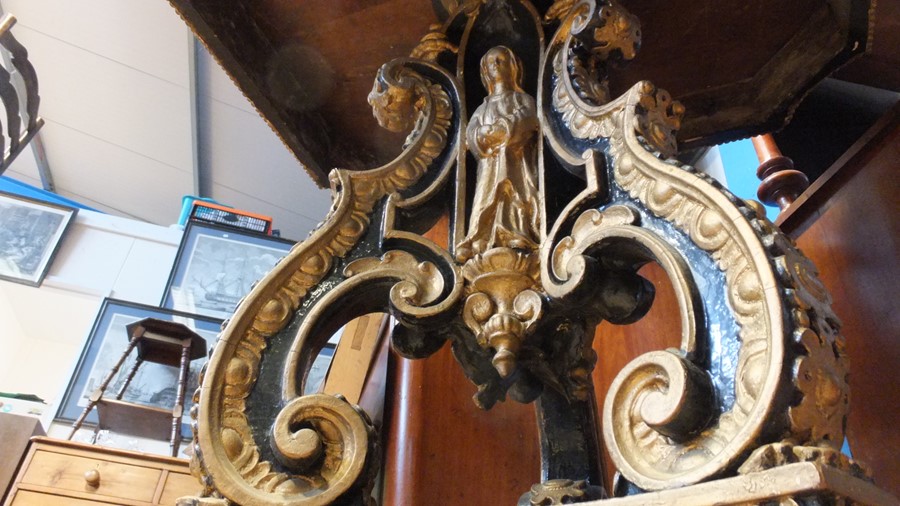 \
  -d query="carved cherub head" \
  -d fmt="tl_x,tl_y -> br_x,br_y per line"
368,65 -> 424,133
479,46 -> 525,94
